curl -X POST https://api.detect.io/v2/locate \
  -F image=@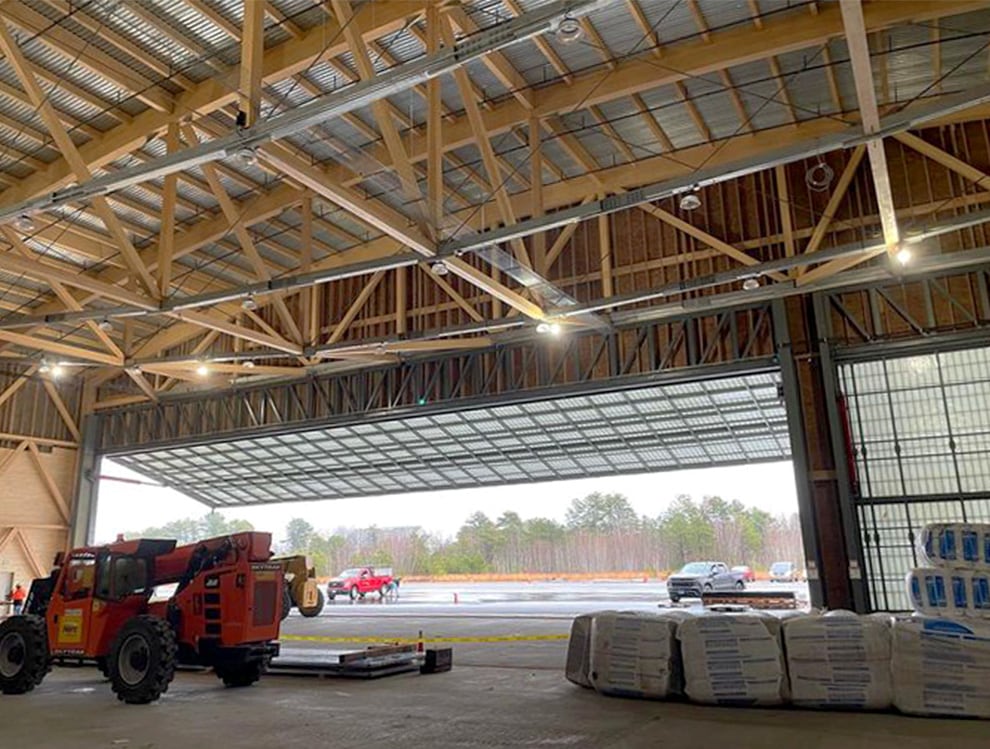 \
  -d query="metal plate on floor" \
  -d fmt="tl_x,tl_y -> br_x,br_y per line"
269,645 -> 425,679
